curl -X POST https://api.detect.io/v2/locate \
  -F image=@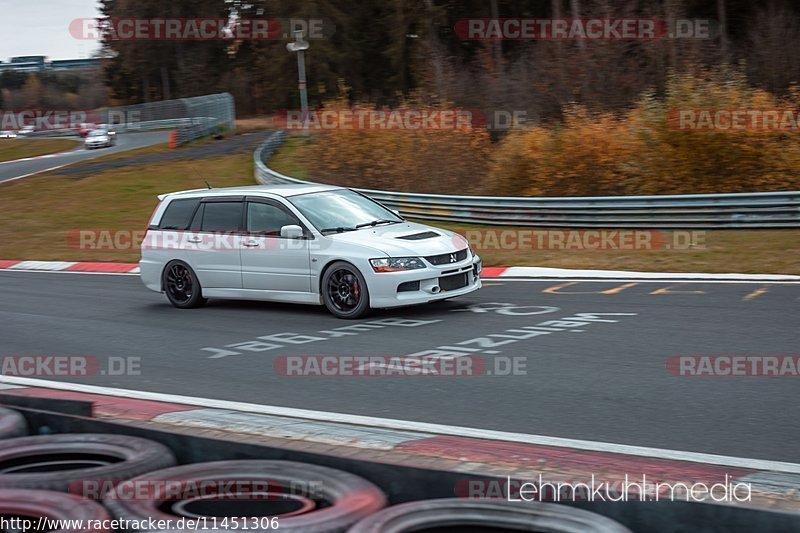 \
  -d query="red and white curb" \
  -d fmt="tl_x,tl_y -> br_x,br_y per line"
0,260 -> 139,274
2,260 -> 800,281
0,379 -> 797,507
